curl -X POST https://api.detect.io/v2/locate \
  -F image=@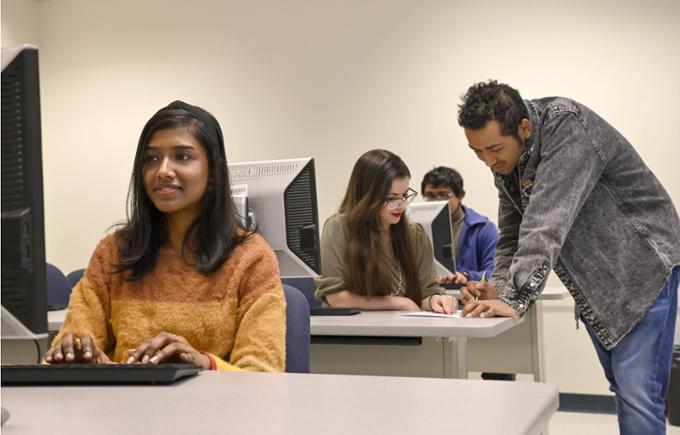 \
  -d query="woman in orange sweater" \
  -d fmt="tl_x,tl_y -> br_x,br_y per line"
45,101 -> 285,371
